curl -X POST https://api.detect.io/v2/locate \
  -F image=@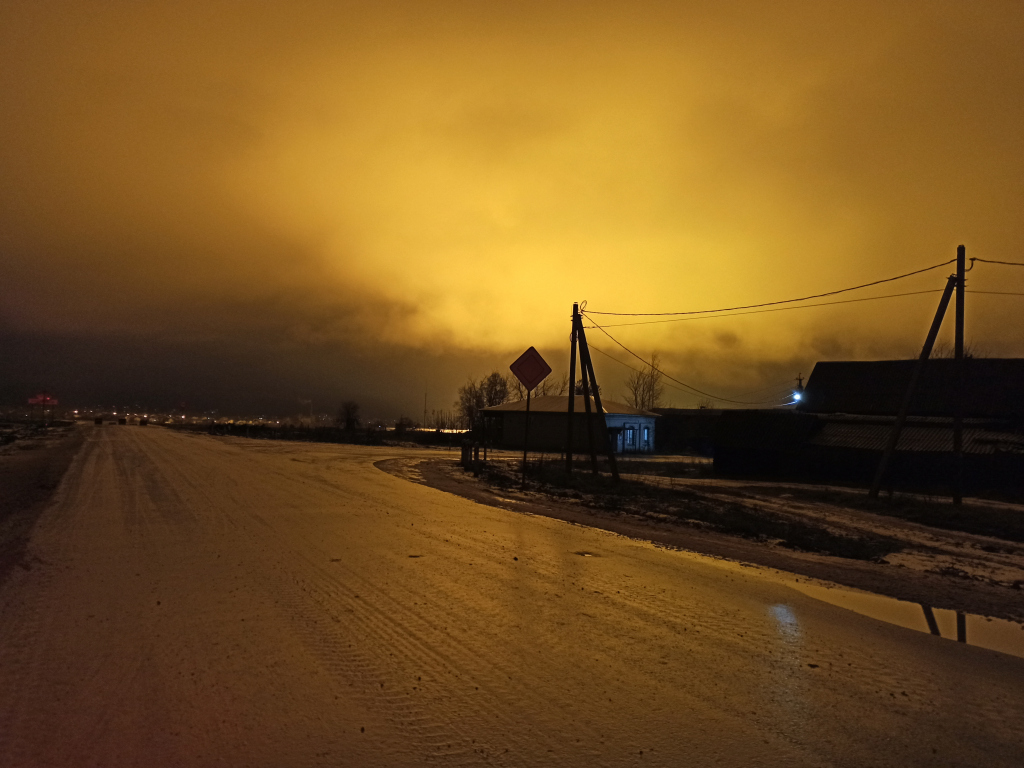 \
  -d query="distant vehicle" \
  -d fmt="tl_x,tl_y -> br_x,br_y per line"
94,417 -> 103,425
118,418 -> 127,425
